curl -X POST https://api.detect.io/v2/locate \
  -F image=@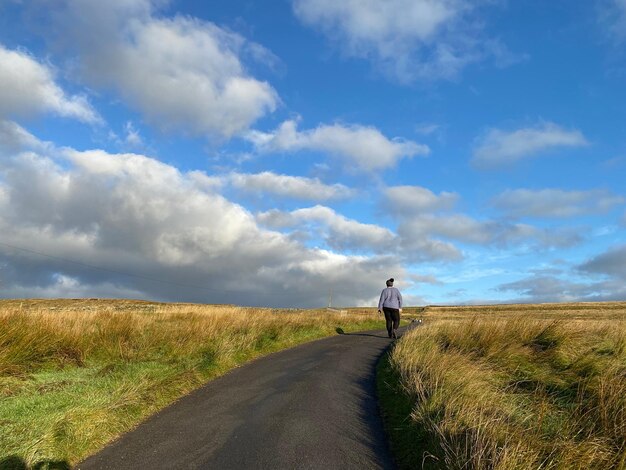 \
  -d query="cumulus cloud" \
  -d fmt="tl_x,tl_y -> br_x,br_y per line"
382,184 -> 579,254
0,130 -> 404,307
292,0 -> 515,82
258,205 -> 395,252
473,122 -> 588,168
0,120 -> 50,153
225,172 -> 353,201
0,44 -> 100,123
495,275 -> 604,303
492,188 -> 625,218
397,214 -> 582,249
258,205 -> 462,262
42,0 -> 278,139
381,184 -> 582,250
384,185 -> 458,214
395,224 -> 463,261
579,244 -> 626,280
246,119 -> 428,170
379,184 -> 584,261
496,245 -> 626,303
